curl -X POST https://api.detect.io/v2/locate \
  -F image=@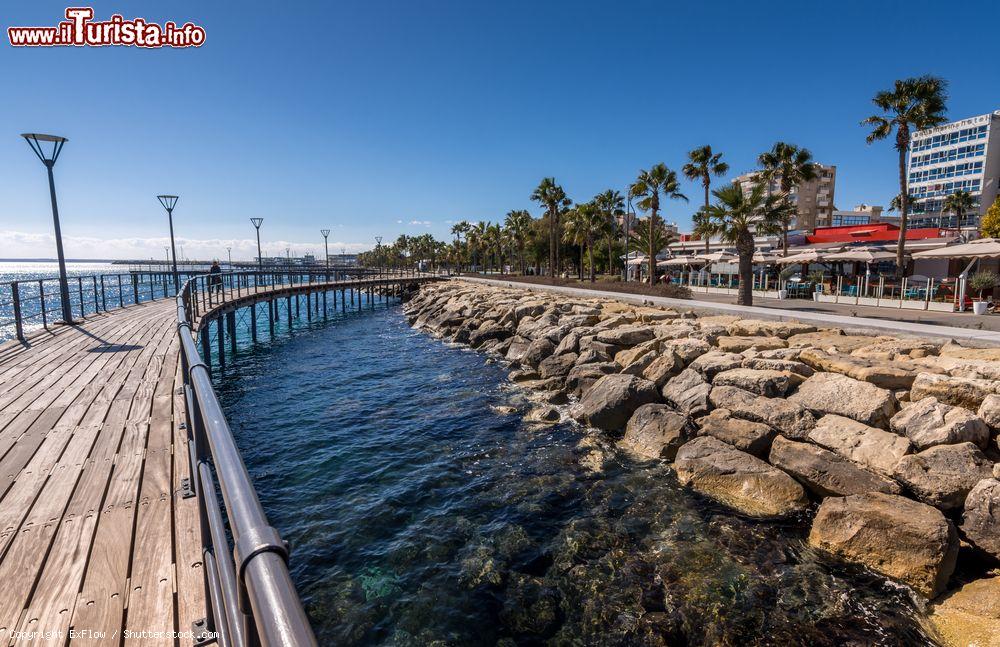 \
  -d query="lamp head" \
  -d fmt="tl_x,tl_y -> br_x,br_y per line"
21,133 -> 67,165
321,229 -> 330,237
250,217 -> 264,229
157,195 -> 179,211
